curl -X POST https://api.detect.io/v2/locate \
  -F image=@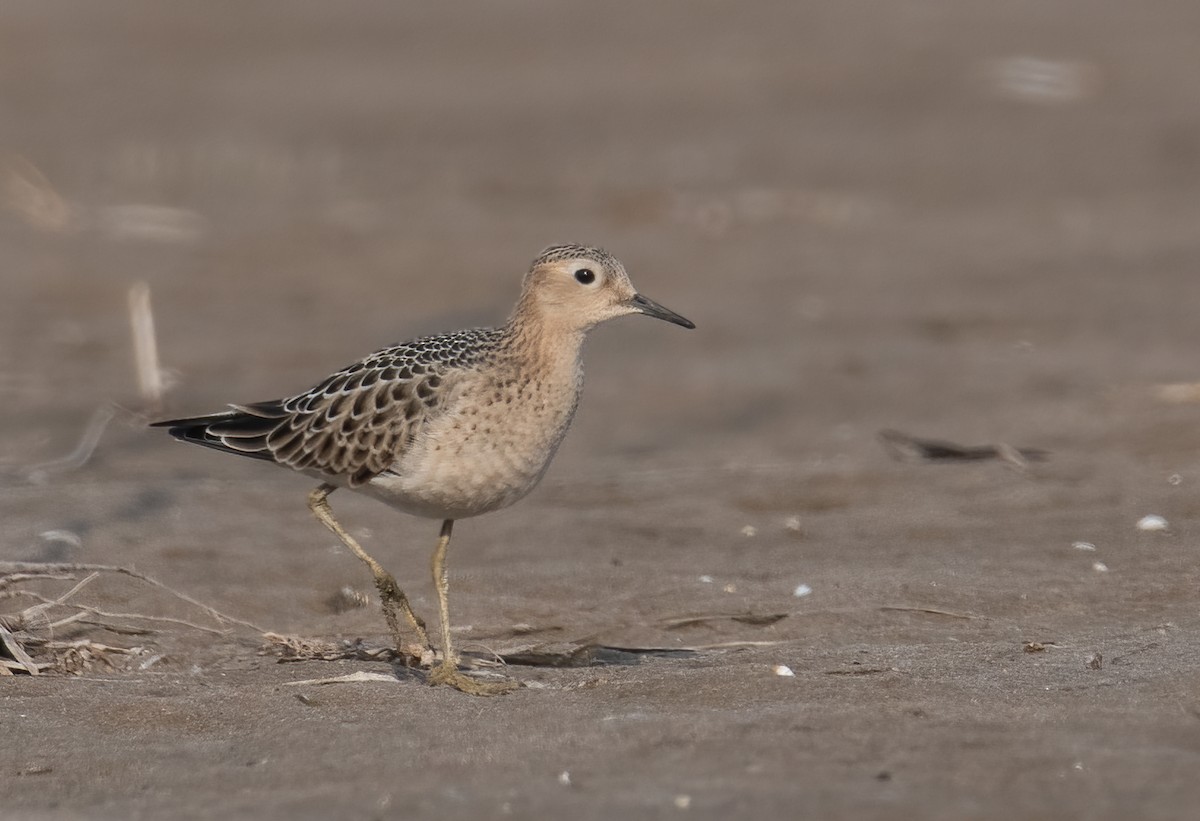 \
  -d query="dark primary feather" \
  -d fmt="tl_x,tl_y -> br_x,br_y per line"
153,327 -> 505,487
